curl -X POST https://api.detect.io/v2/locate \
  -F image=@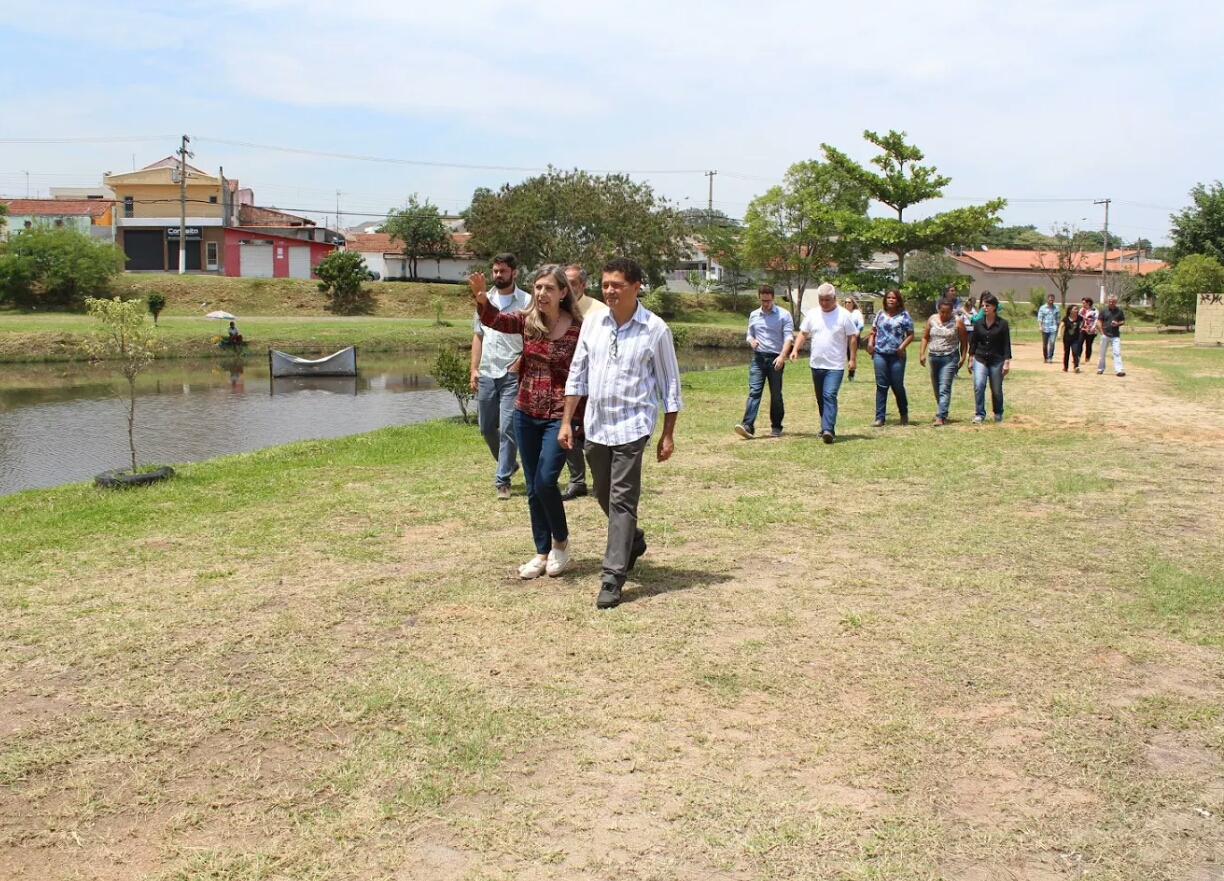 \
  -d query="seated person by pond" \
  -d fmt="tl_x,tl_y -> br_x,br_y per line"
219,322 -> 244,347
